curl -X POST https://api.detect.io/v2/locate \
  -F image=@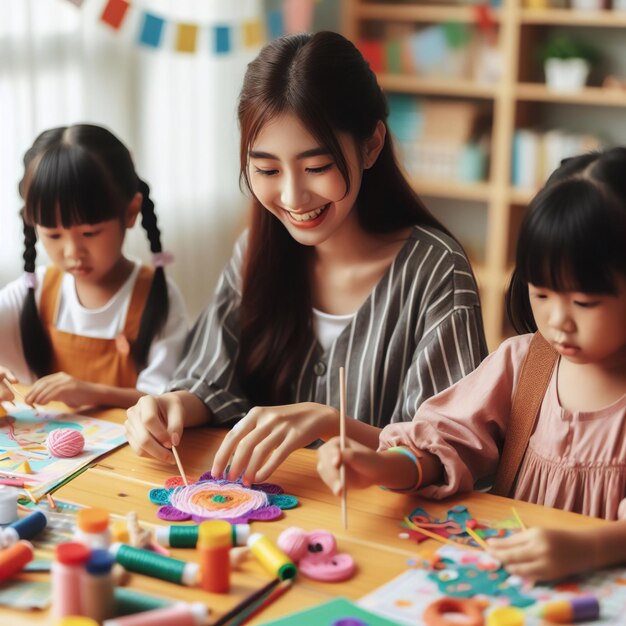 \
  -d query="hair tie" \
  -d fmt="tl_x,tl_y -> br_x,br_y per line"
152,251 -> 174,268
23,272 -> 37,289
